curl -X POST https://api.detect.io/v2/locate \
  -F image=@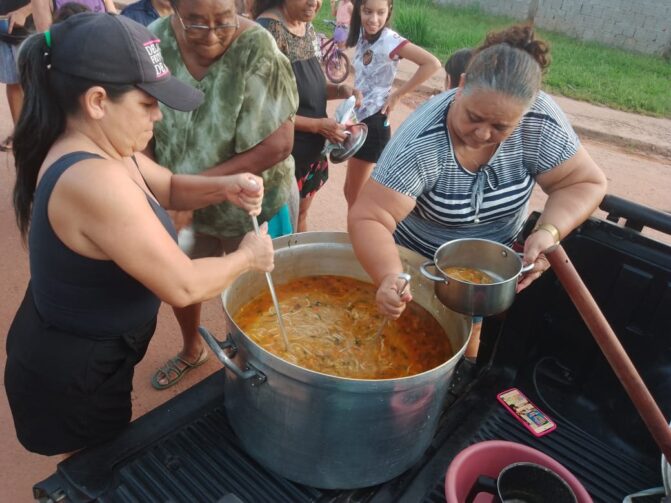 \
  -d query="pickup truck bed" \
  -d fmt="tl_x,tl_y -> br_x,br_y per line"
34,196 -> 671,503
